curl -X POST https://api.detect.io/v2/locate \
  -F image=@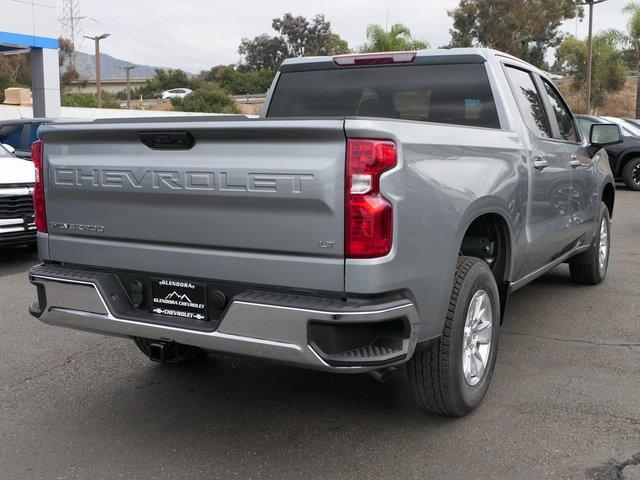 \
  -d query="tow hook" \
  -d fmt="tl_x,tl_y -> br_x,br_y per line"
149,339 -> 177,362
369,366 -> 397,382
